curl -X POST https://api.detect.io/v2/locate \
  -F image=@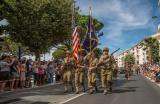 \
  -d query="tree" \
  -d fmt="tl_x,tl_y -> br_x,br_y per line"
52,45 -> 68,60
124,54 -> 135,65
0,0 -> 74,60
140,37 -> 160,64
2,36 -> 30,56
94,48 -> 103,58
